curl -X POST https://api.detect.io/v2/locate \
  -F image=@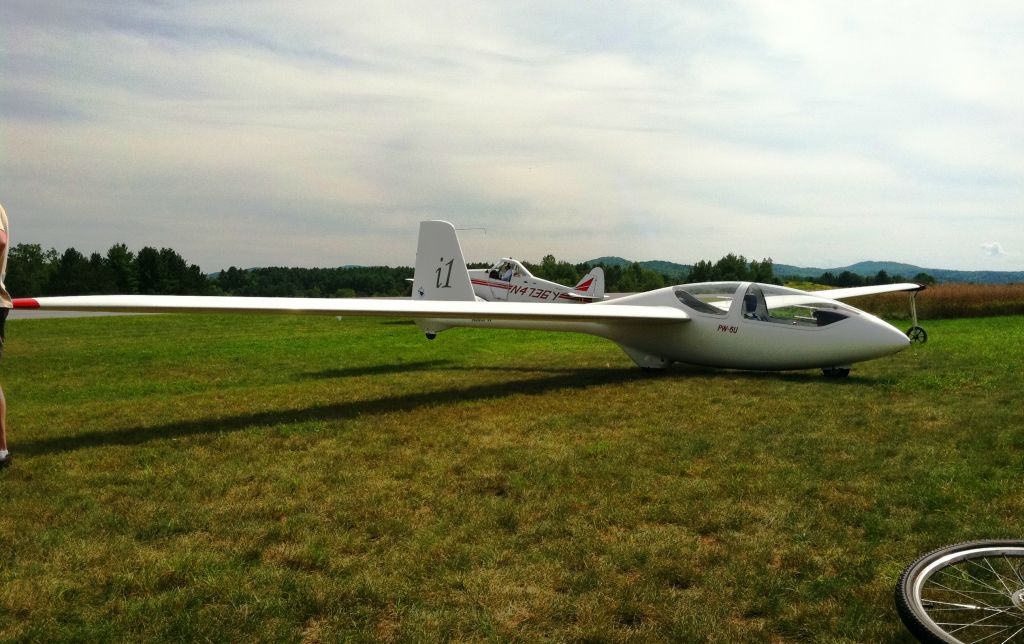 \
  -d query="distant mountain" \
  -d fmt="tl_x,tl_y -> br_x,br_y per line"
586,256 -> 632,267
586,256 -> 691,280
774,262 -> 1024,285
586,257 -> 1024,285
639,260 -> 691,280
